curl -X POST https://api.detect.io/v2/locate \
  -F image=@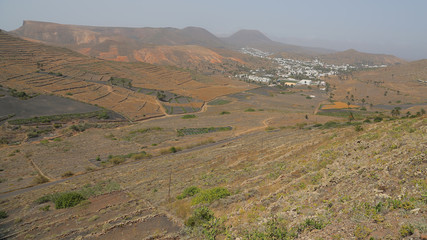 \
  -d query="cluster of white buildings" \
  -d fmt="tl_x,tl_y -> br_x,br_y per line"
236,74 -> 271,83
239,48 -> 271,58
237,48 -> 387,88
